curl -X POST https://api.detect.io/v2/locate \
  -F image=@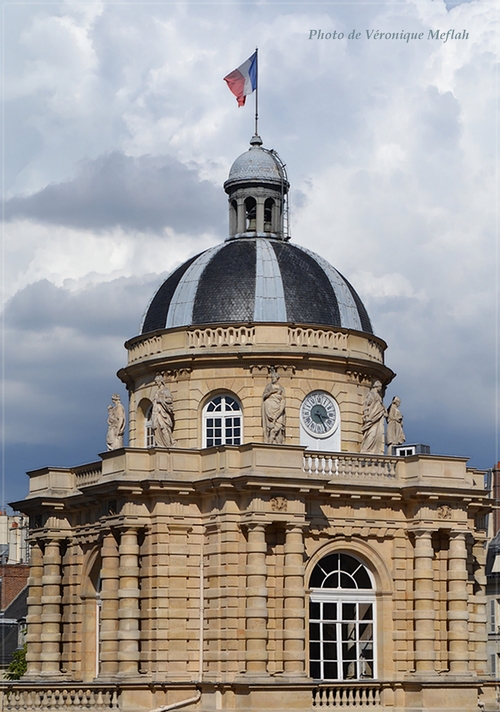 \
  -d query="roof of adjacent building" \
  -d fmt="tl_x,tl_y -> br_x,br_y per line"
141,237 -> 373,334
